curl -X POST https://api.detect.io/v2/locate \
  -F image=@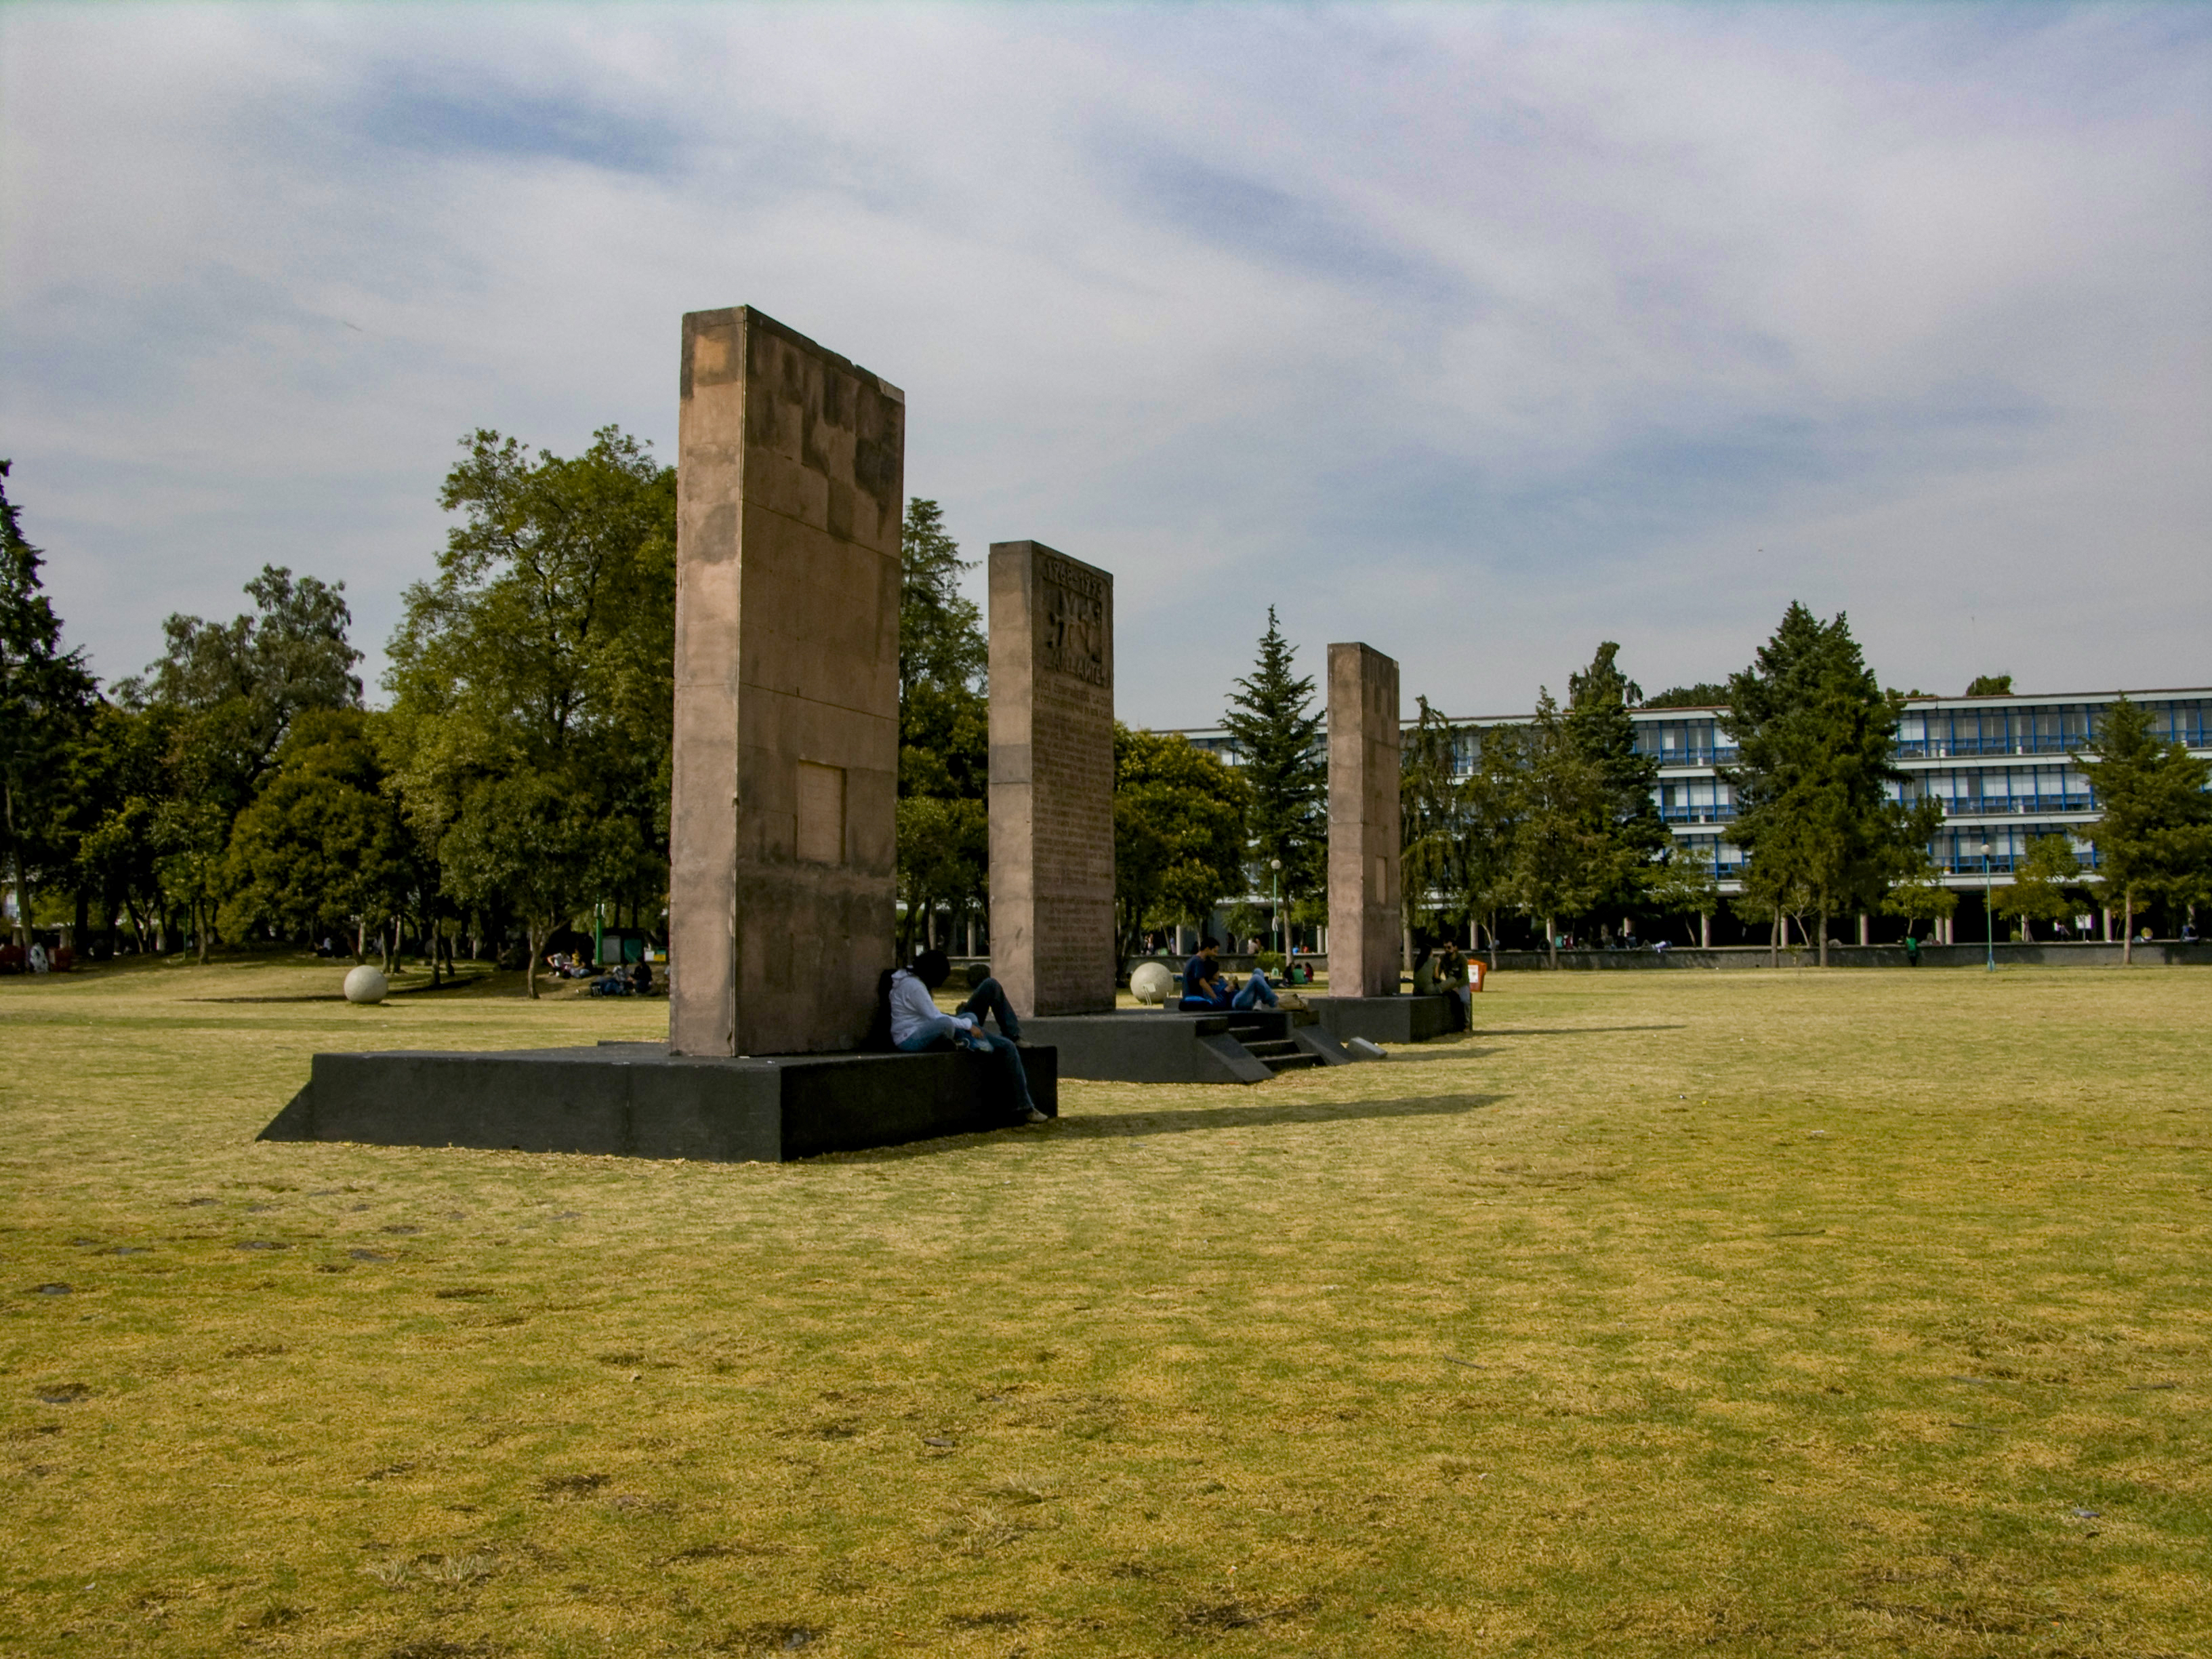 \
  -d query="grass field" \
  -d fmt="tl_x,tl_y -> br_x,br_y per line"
3,956 -> 2207,1658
